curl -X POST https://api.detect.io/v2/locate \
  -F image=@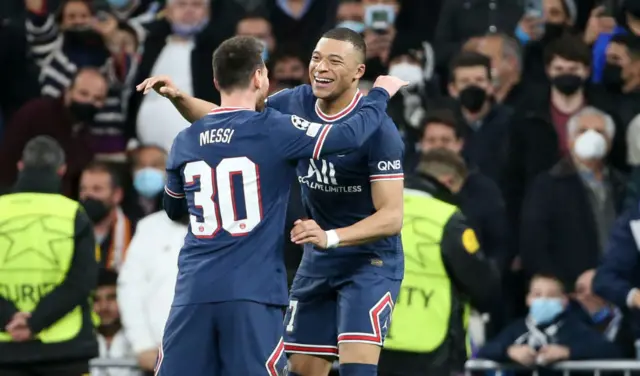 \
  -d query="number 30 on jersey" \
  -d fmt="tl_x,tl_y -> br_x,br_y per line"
183,157 -> 263,237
